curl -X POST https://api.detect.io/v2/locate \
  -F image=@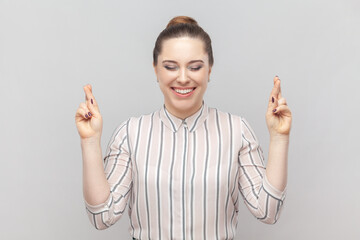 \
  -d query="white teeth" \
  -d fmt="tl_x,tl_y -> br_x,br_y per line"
174,88 -> 194,94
